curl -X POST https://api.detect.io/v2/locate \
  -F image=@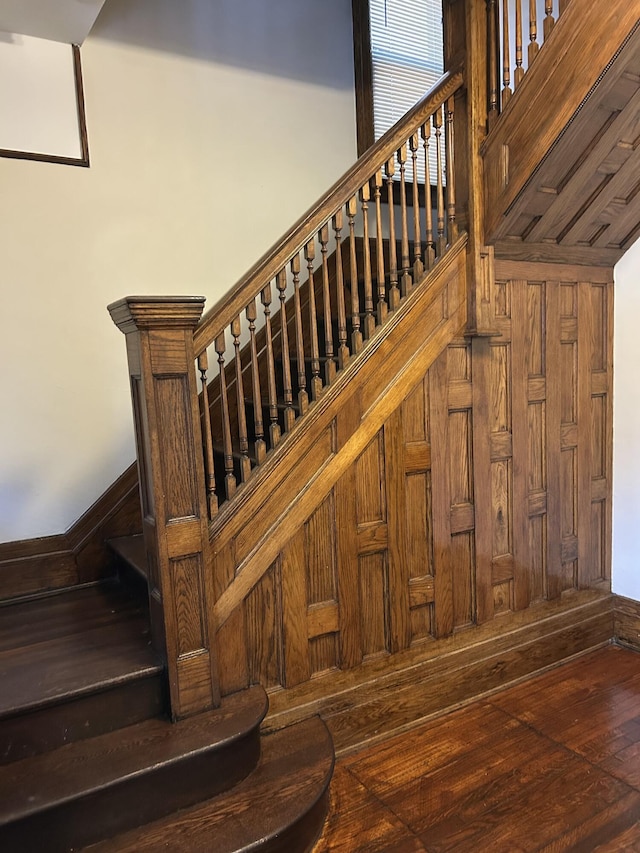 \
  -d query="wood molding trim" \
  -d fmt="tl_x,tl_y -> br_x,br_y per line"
0,464 -> 140,602
265,590 -> 614,754
351,0 -> 375,157
614,594 -> 640,651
